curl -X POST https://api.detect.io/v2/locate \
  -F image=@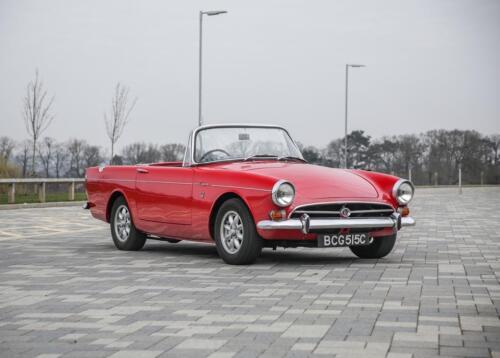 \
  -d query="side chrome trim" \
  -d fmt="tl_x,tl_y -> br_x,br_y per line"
87,178 -> 135,183
136,180 -> 191,185
88,178 -> 192,185
204,183 -> 271,192
84,179 -> 270,192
